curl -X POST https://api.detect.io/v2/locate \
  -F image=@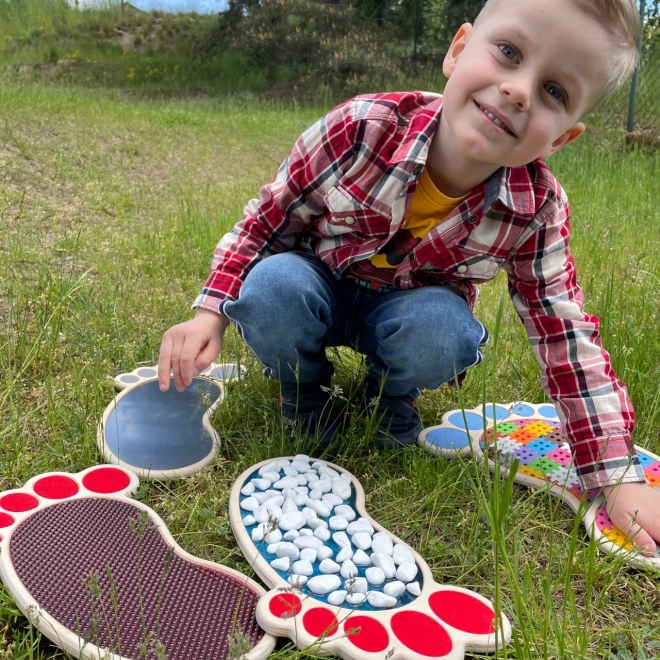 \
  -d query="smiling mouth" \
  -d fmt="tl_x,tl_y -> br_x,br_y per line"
475,102 -> 516,136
